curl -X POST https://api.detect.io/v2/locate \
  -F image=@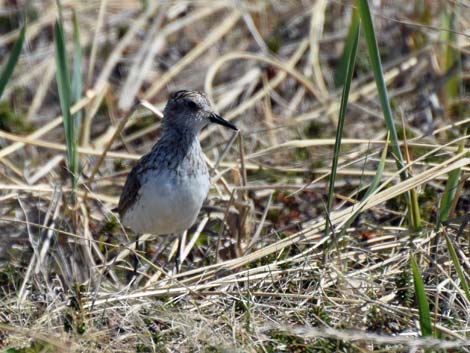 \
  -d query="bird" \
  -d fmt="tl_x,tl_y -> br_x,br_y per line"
113,90 -> 237,267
